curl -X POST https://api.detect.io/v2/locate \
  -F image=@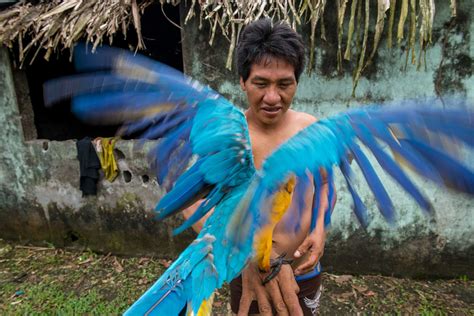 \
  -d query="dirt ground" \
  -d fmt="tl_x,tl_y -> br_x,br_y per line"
0,240 -> 472,315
